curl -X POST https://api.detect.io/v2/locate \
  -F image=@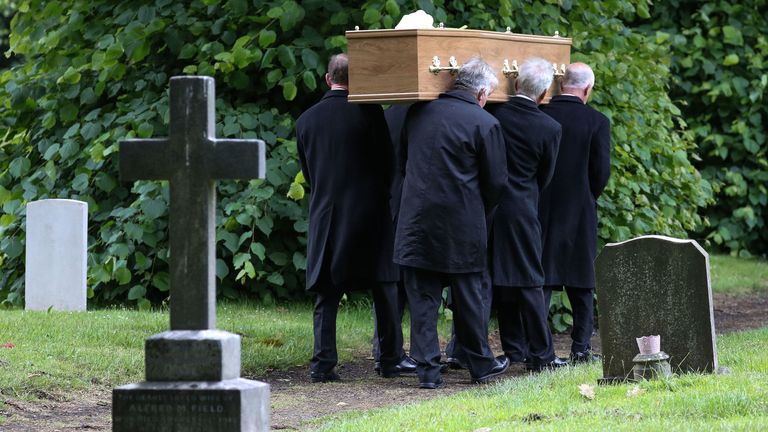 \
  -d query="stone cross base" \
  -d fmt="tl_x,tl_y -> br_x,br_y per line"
145,330 -> 242,381
112,379 -> 269,431
113,329 -> 270,431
